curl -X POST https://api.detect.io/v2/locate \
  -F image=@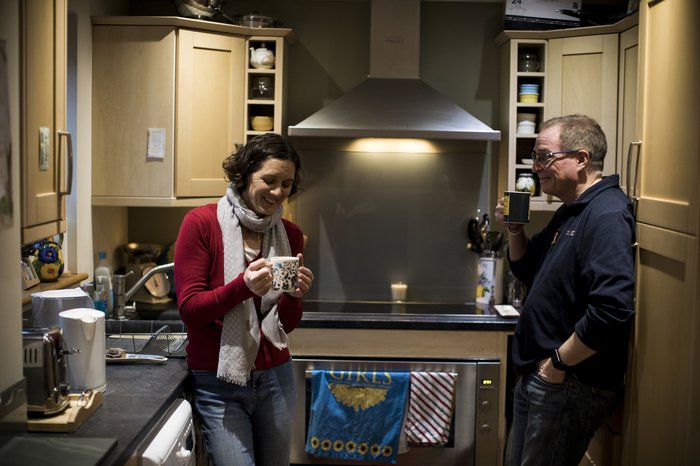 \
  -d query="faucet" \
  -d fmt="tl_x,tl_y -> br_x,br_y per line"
113,263 -> 174,319
125,262 -> 174,302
